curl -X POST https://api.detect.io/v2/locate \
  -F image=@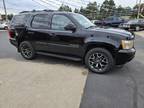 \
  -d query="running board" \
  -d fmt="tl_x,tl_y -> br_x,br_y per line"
36,52 -> 82,61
